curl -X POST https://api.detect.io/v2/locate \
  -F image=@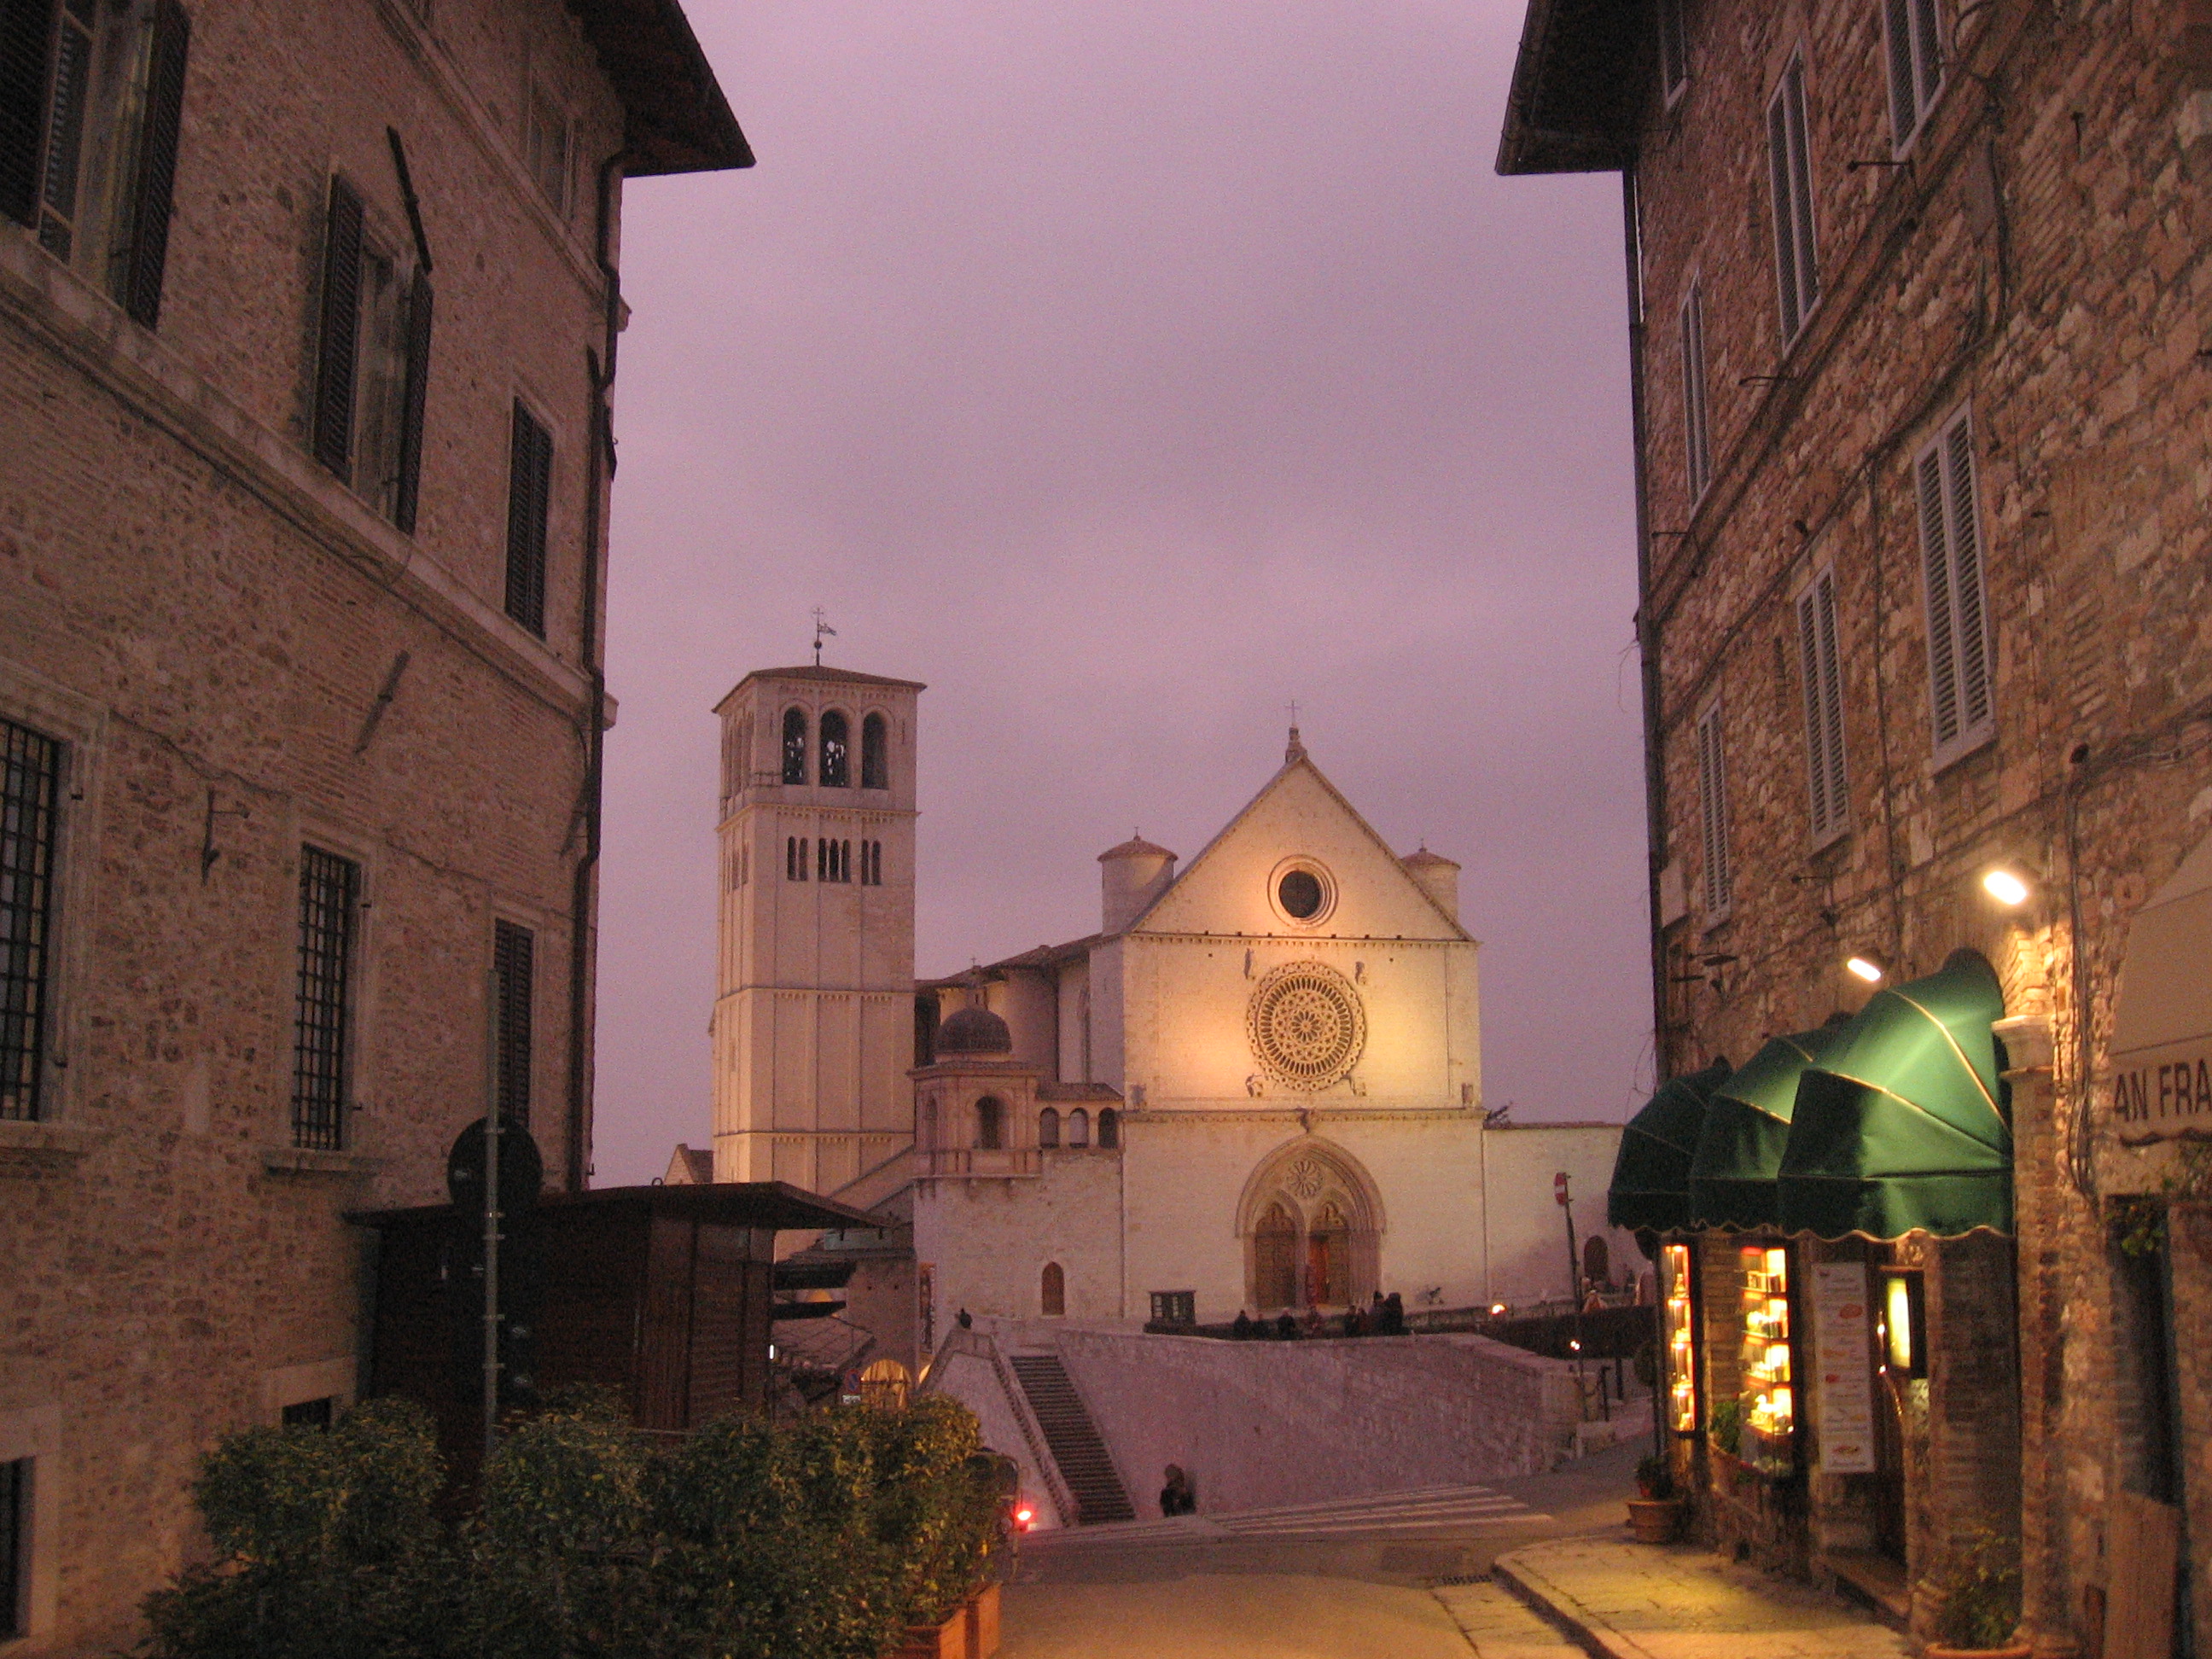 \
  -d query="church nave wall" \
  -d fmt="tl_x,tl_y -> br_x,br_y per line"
914,1151 -> 1125,1324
